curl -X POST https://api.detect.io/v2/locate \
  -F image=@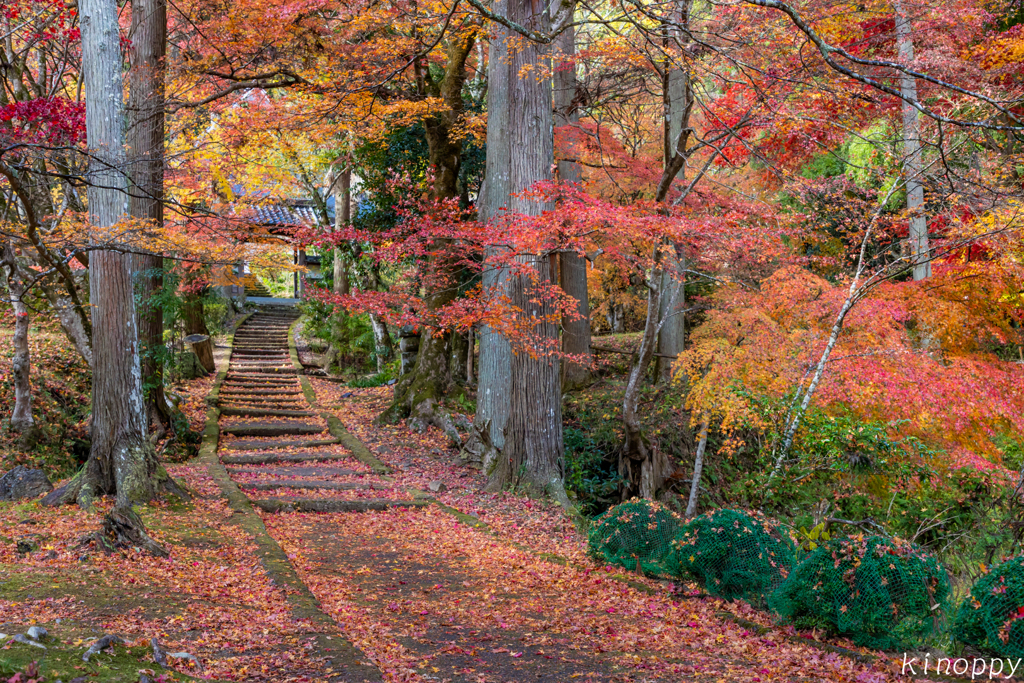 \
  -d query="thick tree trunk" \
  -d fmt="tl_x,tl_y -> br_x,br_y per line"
182,292 -> 209,336
655,251 -> 685,382
48,0 -> 182,514
480,0 -> 566,504
1,242 -> 40,446
895,0 -> 931,281
468,0 -> 513,473
554,26 -> 592,391
128,0 -> 170,434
